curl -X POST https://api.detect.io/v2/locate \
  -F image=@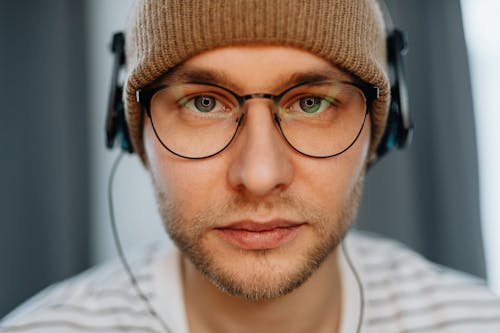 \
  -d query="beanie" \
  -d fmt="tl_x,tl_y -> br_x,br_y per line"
124,0 -> 389,162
